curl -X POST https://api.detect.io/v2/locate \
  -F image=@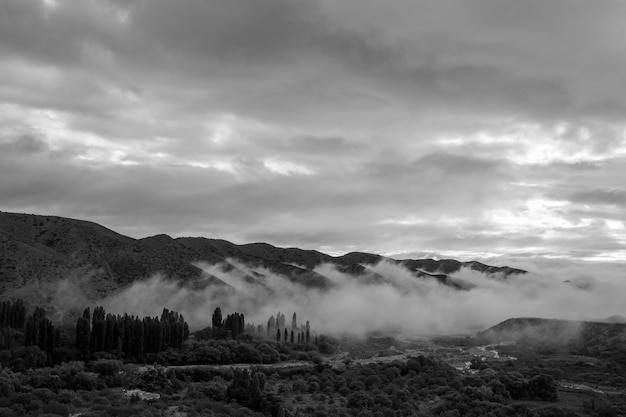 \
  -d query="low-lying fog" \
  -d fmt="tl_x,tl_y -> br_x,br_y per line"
94,258 -> 626,337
